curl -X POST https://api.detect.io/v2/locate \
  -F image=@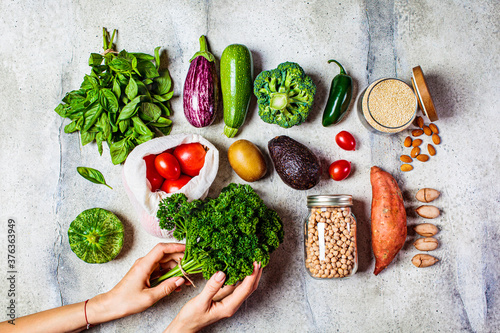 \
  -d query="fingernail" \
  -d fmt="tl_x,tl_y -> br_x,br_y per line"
175,277 -> 185,287
215,271 -> 225,282
258,262 -> 262,269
